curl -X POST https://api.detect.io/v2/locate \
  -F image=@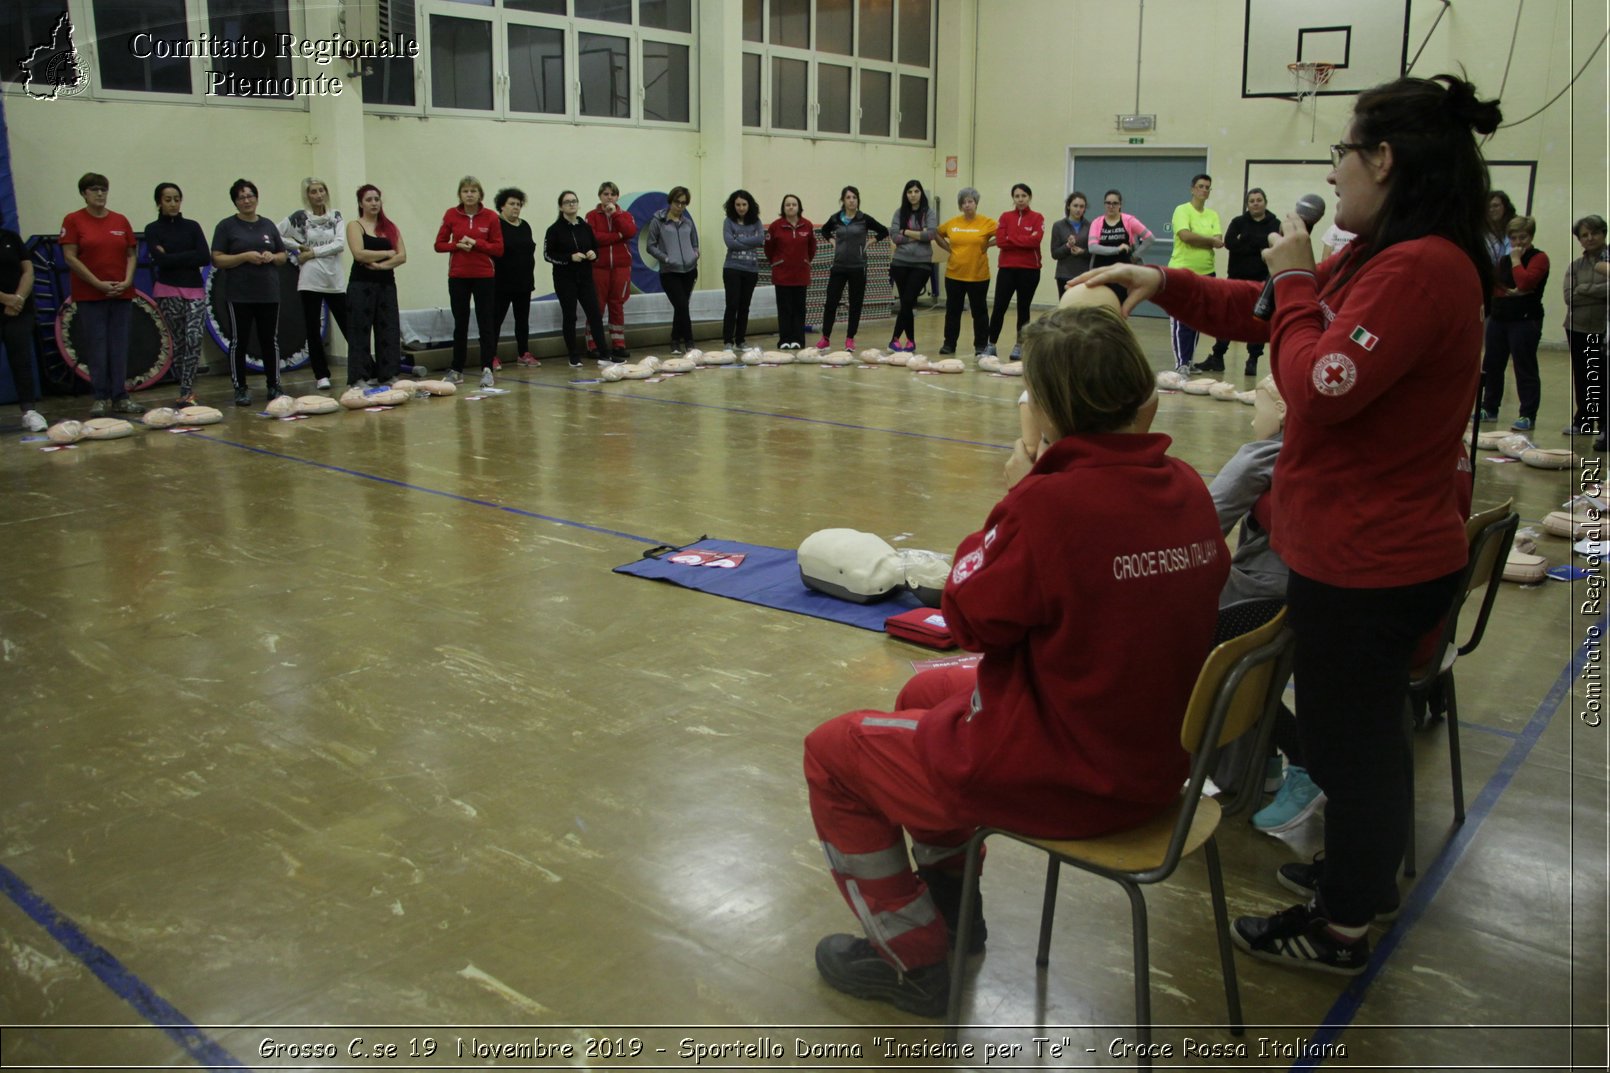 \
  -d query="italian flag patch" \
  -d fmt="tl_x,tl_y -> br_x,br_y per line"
1349,325 -> 1379,351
